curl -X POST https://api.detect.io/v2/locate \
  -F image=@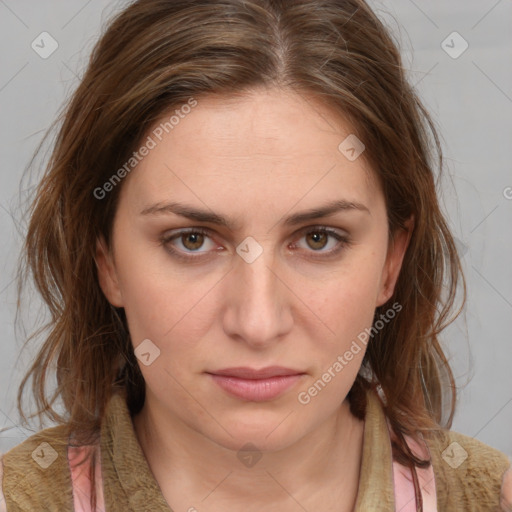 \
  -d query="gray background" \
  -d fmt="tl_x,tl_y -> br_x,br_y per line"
1,1 -> 511,458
